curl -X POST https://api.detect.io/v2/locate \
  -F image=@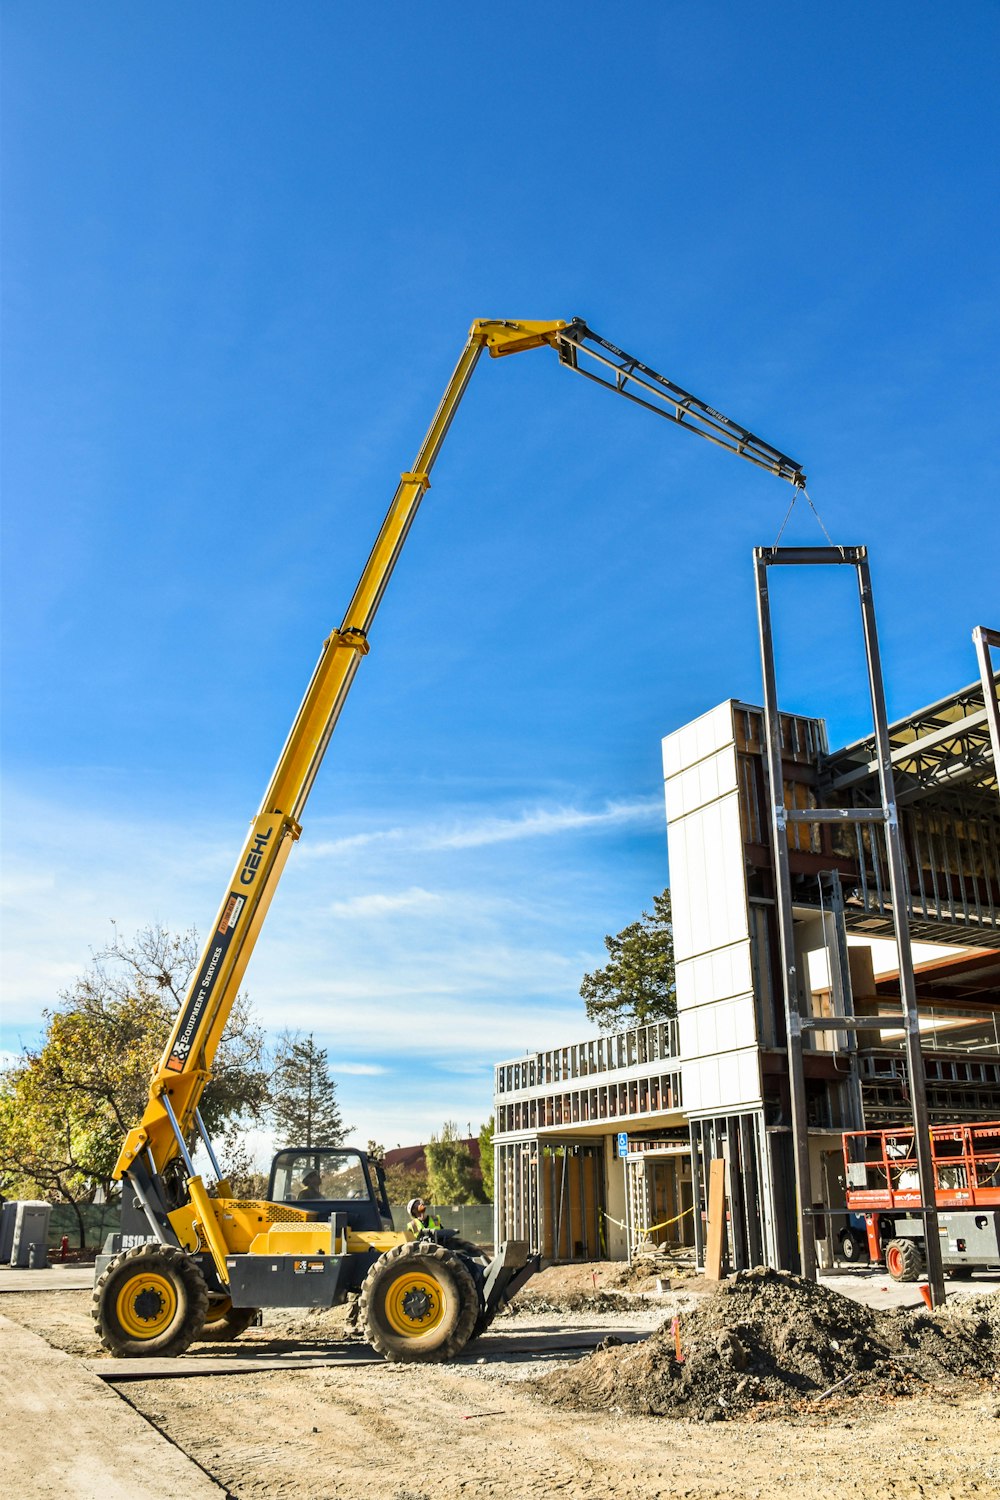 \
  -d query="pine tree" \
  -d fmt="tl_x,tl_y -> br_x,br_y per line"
269,1031 -> 348,1149
579,888 -> 676,1031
